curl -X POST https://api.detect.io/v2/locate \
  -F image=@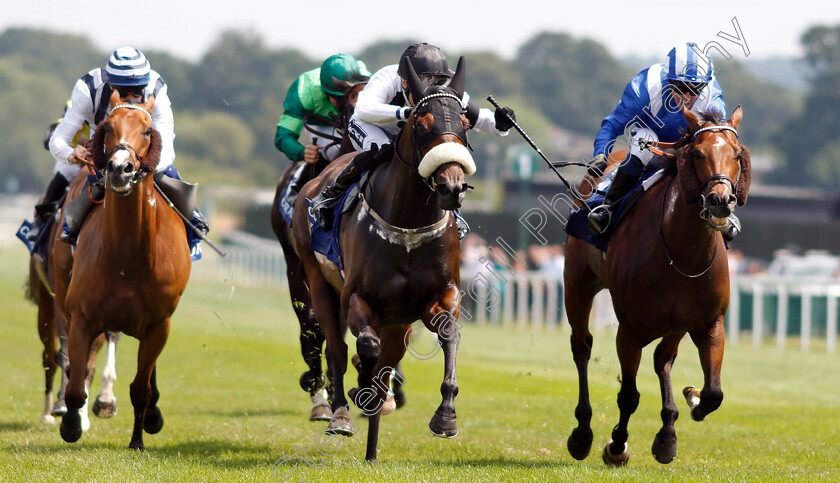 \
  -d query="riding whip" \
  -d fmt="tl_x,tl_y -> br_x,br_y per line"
487,95 -> 593,210
153,181 -> 227,257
